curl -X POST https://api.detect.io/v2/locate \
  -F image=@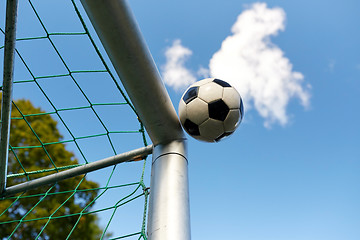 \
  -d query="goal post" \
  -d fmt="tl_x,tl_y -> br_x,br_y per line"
0,0 -> 18,195
80,0 -> 190,239
149,141 -> 190,240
